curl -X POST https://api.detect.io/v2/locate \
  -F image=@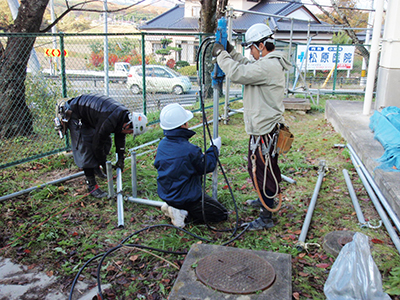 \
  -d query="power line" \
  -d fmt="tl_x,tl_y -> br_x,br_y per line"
274,0 -> 375,12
